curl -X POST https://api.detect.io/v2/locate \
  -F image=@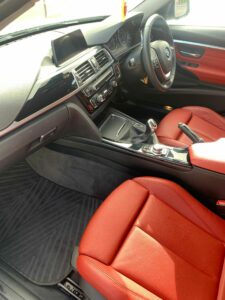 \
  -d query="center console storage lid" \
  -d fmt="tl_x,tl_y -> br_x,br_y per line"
189,139 -> 225,174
